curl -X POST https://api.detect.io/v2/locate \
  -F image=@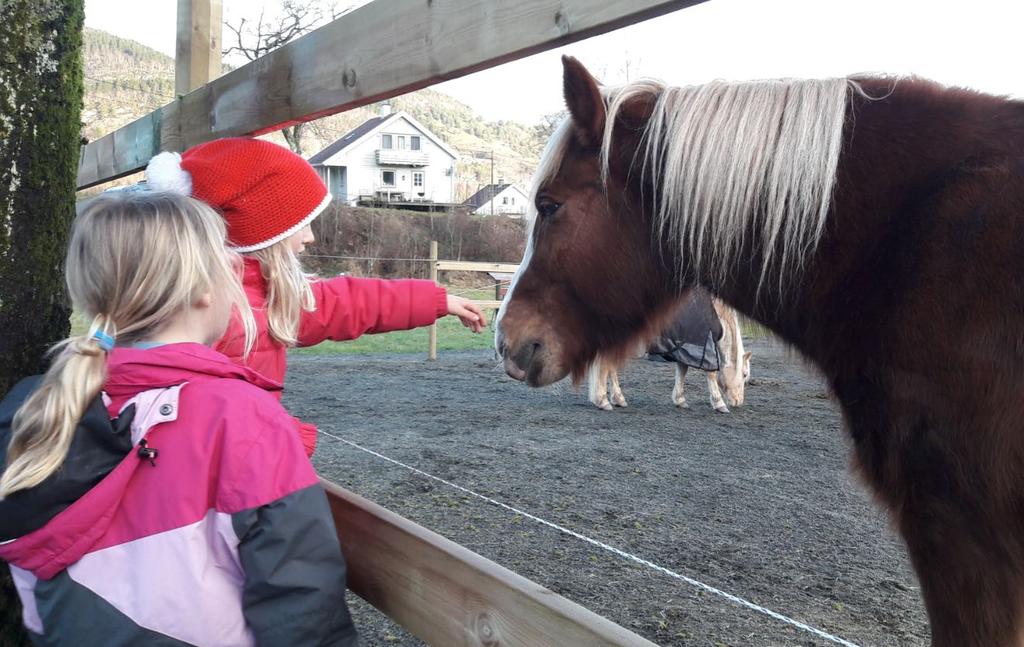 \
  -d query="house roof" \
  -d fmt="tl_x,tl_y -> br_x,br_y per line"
307,111 -> 459,166
306,115 -> 388,165
463,183 -> 529,208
